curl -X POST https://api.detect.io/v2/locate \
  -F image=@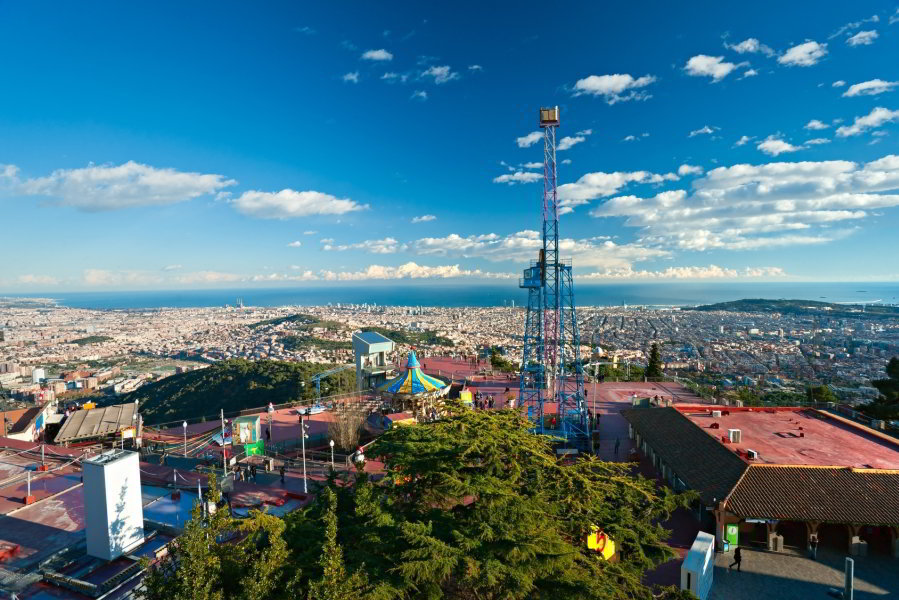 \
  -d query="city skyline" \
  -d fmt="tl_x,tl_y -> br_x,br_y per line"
2,2 -> 899,292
